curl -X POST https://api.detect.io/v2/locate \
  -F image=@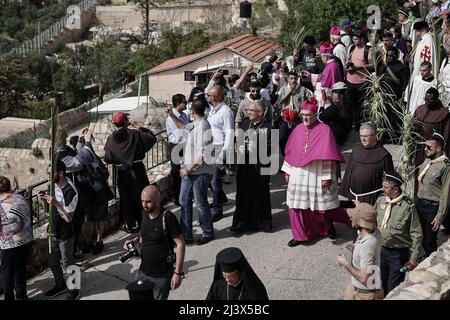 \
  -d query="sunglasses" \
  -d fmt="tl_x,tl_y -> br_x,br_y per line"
425,144 -> 433,150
